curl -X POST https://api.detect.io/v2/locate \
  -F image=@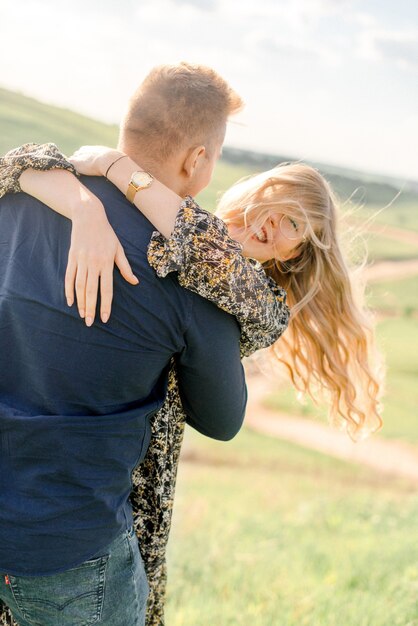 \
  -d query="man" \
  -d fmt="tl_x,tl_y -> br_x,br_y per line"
0,63 -> 246,625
